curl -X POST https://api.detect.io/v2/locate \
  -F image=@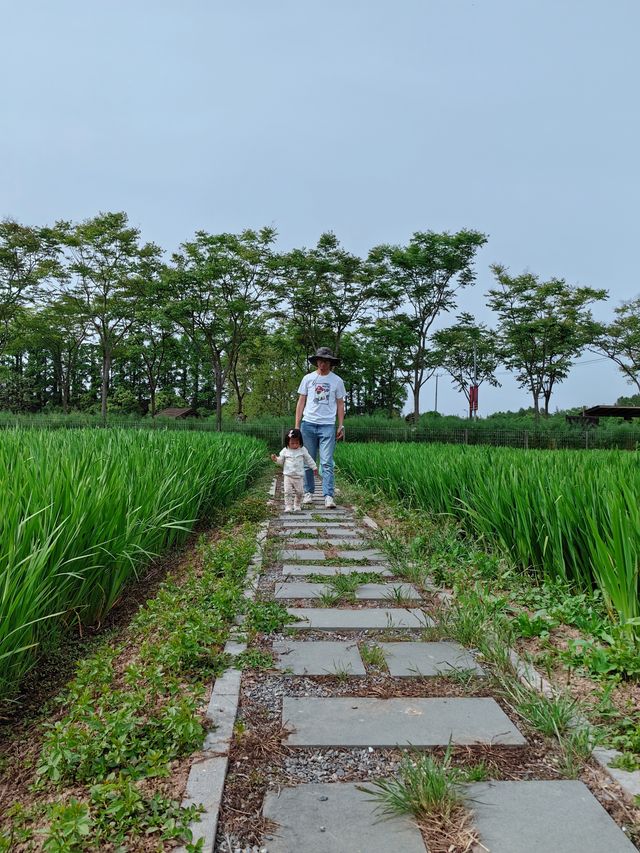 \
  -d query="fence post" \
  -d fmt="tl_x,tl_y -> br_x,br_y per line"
463,429 -> 468,445
281,426 -> 286,449
585,430 -> 589,450
524,431 -> 529,450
